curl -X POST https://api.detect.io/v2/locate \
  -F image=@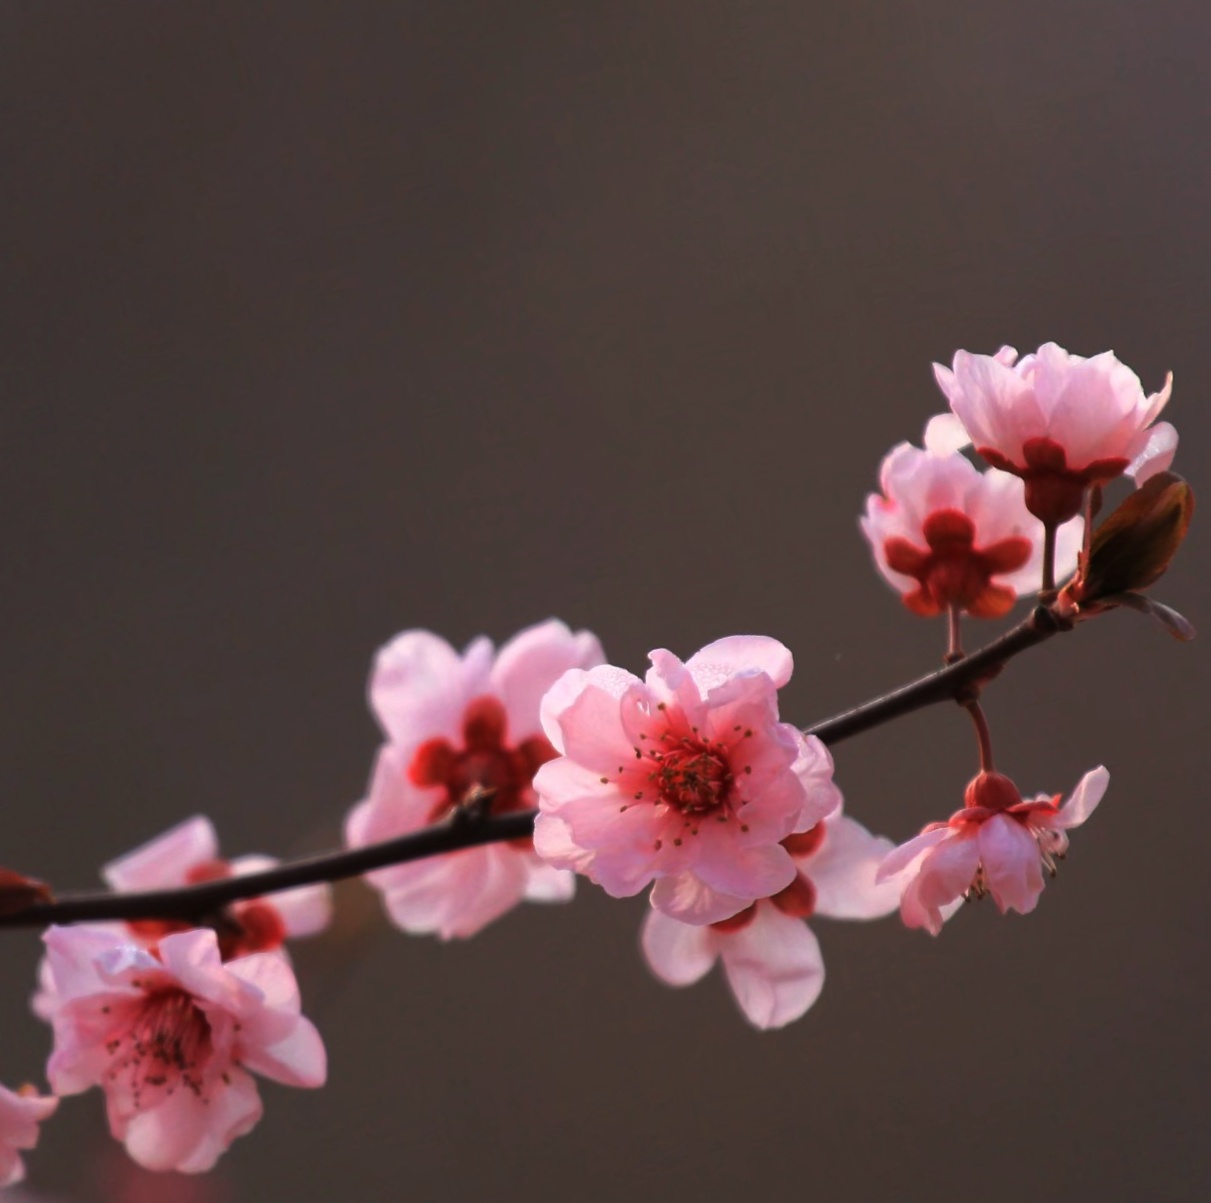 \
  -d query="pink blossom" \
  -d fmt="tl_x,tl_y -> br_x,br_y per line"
41,926 -> 326,1174
102,817 -> 332,961
533,636 -> 842,926
345,619 -> 605,939
931,343 -> 1176,524
861,439 -> 1082,617
0,1083 -> 57,1187
641,810 -> 901,1028
877,767 -> 1108,935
